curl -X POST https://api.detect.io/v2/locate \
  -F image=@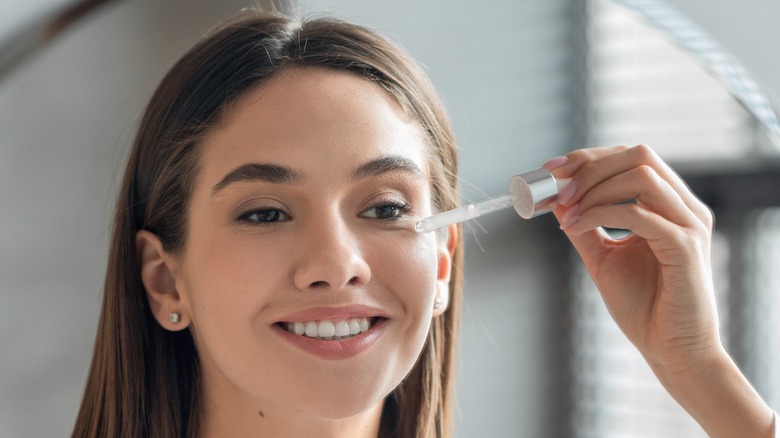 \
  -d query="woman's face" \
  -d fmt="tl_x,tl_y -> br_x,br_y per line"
166,68 -> 451,423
